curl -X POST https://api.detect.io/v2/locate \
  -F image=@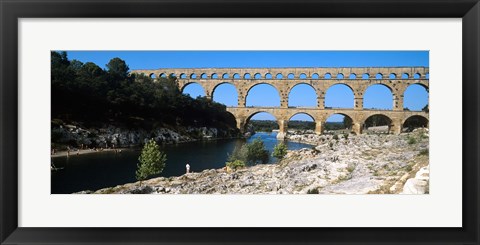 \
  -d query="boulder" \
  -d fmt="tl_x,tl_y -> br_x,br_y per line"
127,185 -> 154,194
415,166 -> 430,181
402,179 -> 428,194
